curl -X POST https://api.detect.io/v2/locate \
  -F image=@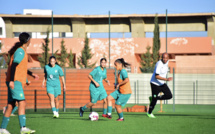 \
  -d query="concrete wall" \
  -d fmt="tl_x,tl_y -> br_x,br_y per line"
176,56 -> 215,69
1,13 -> 214,38
0,37 -> 213,72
